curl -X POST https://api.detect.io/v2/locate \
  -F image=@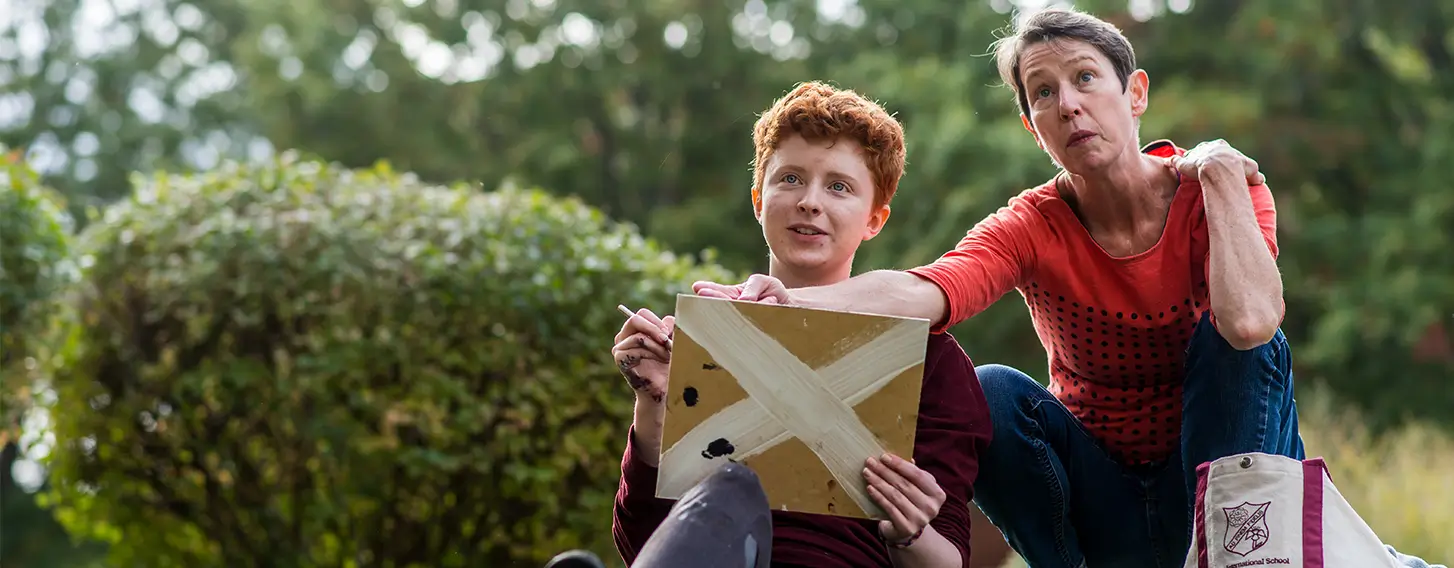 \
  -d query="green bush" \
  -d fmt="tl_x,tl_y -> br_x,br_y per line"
1,147 -> 73,435
39,153 -> 739,567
